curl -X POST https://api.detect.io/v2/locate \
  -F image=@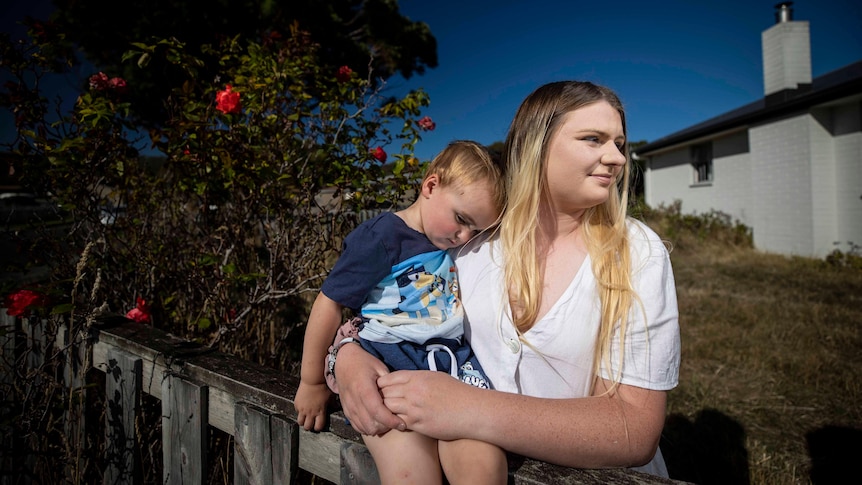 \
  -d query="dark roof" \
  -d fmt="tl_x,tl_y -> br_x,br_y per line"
635,60 -> 862,156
